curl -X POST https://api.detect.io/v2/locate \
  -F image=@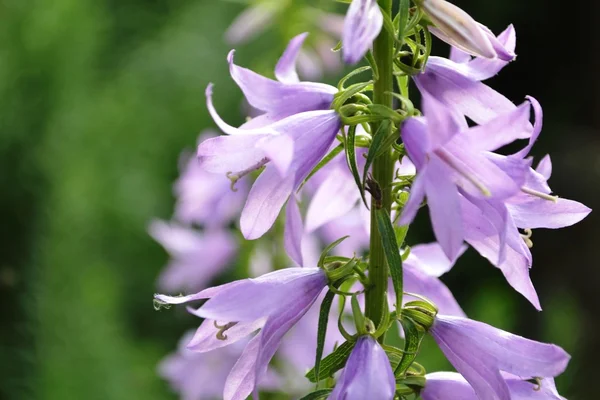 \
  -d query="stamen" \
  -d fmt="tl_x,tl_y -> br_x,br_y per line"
520,228 -> 534,248
521,187 -> 558,202
213,321 -> 239,341
435,149 -> 491,197
226,157 -> 269,192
